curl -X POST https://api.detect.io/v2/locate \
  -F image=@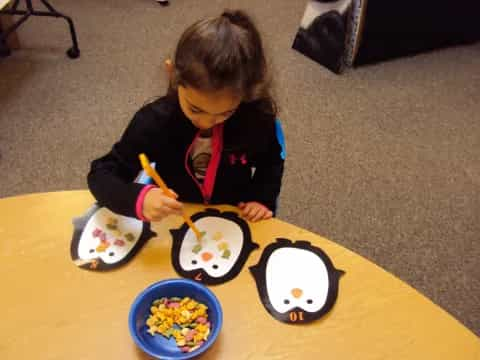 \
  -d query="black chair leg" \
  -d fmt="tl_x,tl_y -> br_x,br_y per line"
37,0 -> 80,58
0,0 -> 80,59
0,39 -> 12,57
